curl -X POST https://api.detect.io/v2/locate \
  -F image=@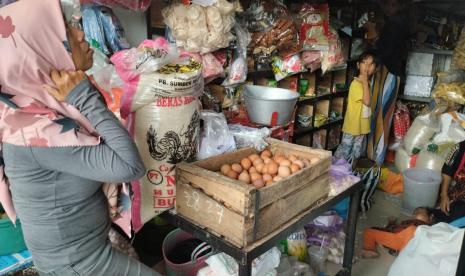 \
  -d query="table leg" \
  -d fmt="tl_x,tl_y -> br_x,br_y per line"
342,189 -> 362,275
238,256 -> 252,276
